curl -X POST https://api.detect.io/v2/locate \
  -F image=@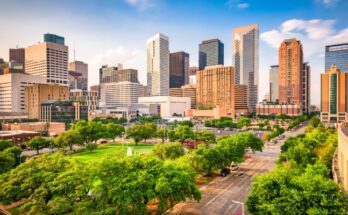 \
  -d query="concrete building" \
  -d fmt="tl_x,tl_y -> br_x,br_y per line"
232,24 -> 259,112
25,83 -> 69,119
199,39 -> 224,70
325,43 -> 348,72
196,65 -> 235,117
0,73 -> 46,112
234,84 -> 249,115
169,51 -> 189,88
70,89 -> 99,118
0,130 -> 40,144
99,65 -> 138,84
40,100 -> 88,123
69,61 -> 88,90
302,62 -> 311,114
4,122 -> 65,136
90,85 -> 99,92
333,122 -> 348,192
320,64 -> 348,123
100,81 -> 144,108
25,34 -> 68,85
269,65 -> 279,102
138,96 -> 191,118
256,103 -> 303,116
90,104 -> 152,121
147,33 -> 170,96
169,84 -> 197,108
9,48 -> 25,69
189,66 -> 198,75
